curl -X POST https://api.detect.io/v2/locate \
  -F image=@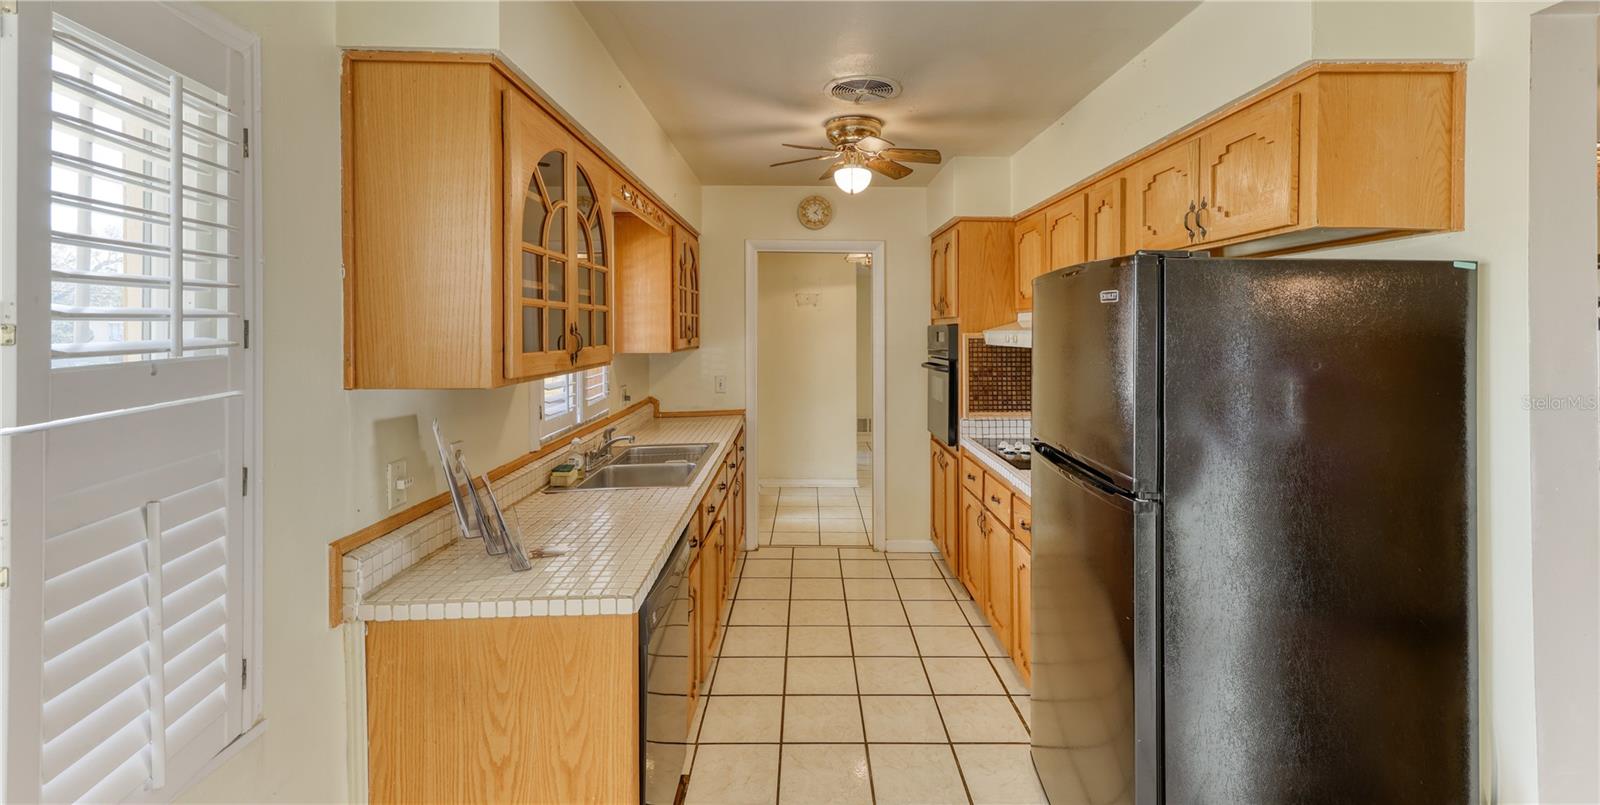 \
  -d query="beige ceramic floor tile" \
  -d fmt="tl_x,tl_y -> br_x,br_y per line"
1013,694 -> 1031,728
789,578 -> 845,600
685,744 -> 779,805
771,532 -> 821,546
780,487 -> 819,498
819,516 -> 866,533
778,744 -> 873,805
860,696 -> 948,743
781,696 -> 864,743
817,504 -> 863,517
742,559 -> 792,578
888,558 -> 944,579
785,656 -> 858,695
846,600 -> 908,626
854,656 -> 931,695
896,578 -> 956,600
817,488 -> 858,501
721,626 -> 788,657
850,625 -> 918,656
792,559 -> 842,578
913,626 -> 985,657
957,599 -> 985,624
840,560 -> 892,579
821,531 -> 871,546
868,744 -> 969,805
902,600 -> 969,626
787,625 -> 853,656
791,546 -> 839,560
954,744 -> 1048,805
710,657 -> 785,696
937,696 -> 1030,743
729,600 -> 789,626
972,626 -> 1009,658
838,548 -> 883,560
697,696 -> 783,743
748,546 -> 793,559
992,657 -> 1030,696
737,578 -> 791,600
788,600 -> 848,626
843,578 -> 900,600
923,657 -> 1006,695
